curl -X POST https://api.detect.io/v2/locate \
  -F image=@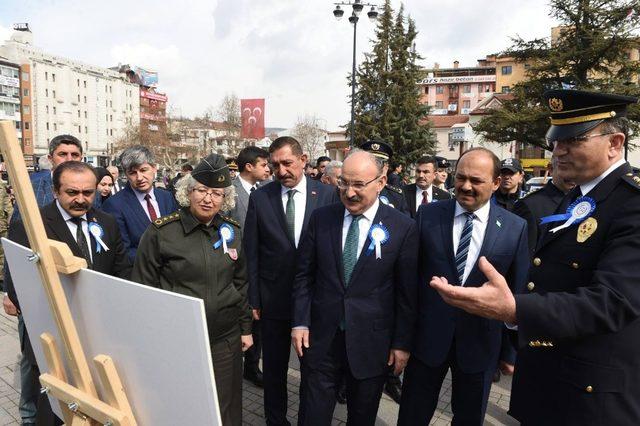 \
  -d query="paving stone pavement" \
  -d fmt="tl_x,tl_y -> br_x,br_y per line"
0,309 -> 517,425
